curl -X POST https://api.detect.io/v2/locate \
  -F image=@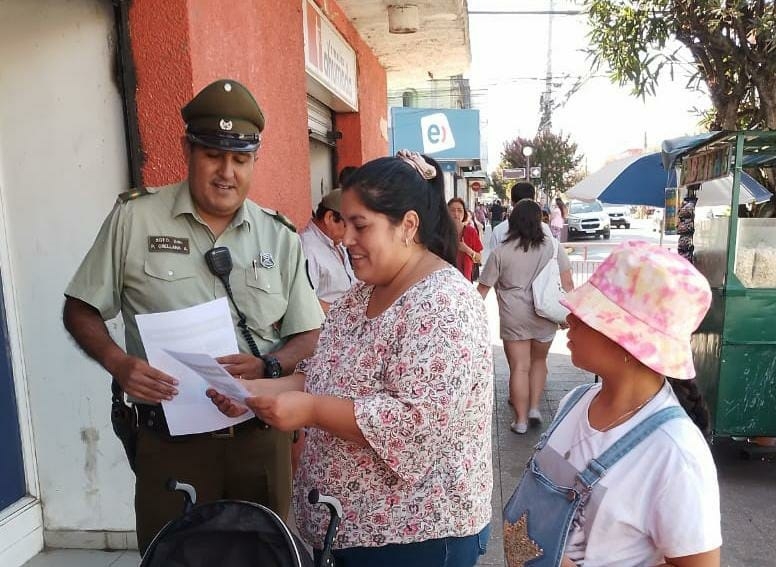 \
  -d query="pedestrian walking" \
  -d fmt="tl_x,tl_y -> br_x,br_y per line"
478,200 -> 574,434
448,197 -> 484,282
550,197 -> 567,241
